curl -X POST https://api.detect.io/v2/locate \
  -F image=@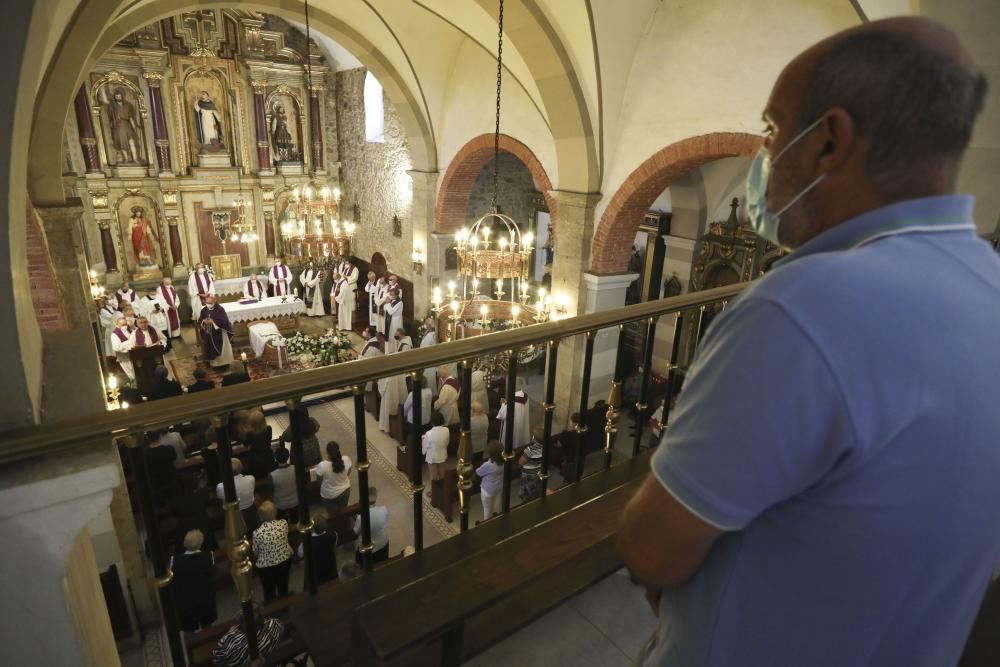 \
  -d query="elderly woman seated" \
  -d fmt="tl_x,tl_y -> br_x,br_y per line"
210,604 -> 284,667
